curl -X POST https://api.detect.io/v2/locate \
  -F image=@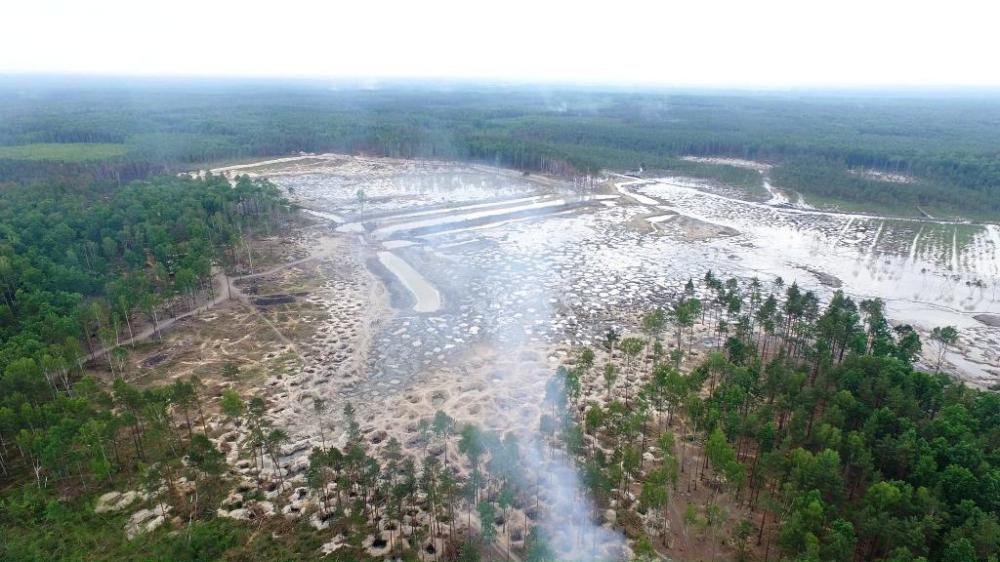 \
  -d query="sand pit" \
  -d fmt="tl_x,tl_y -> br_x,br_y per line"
151,154 -> 999,558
